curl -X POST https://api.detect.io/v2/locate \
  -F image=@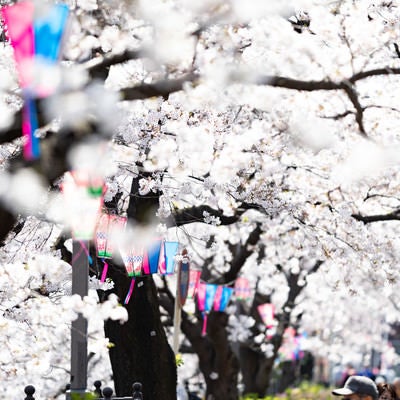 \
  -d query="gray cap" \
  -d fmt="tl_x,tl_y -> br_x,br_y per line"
332,376 -> 378,399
